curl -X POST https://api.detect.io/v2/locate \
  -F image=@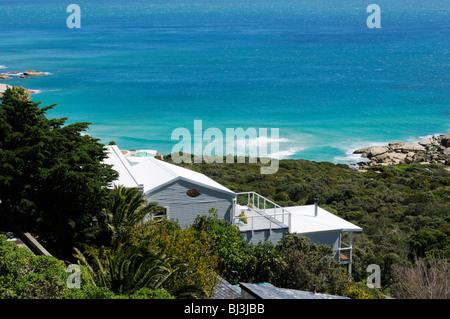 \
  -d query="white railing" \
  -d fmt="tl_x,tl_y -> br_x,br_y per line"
234,191 -> 291,232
